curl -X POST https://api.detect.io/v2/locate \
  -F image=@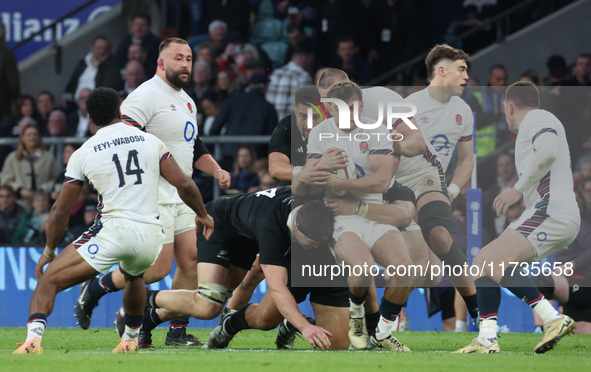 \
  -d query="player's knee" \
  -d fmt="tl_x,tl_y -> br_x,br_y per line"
417,200 -> 453,253
197,282 -> 229,319
428,226 -> 453,253
330,336 -> 352,350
